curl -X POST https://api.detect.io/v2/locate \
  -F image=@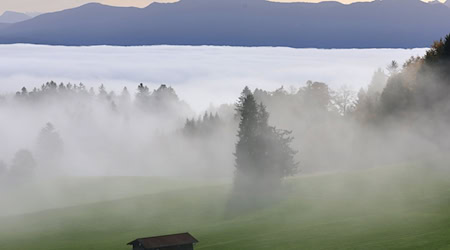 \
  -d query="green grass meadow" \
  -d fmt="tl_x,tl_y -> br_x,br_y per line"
1,165 -> 450,250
